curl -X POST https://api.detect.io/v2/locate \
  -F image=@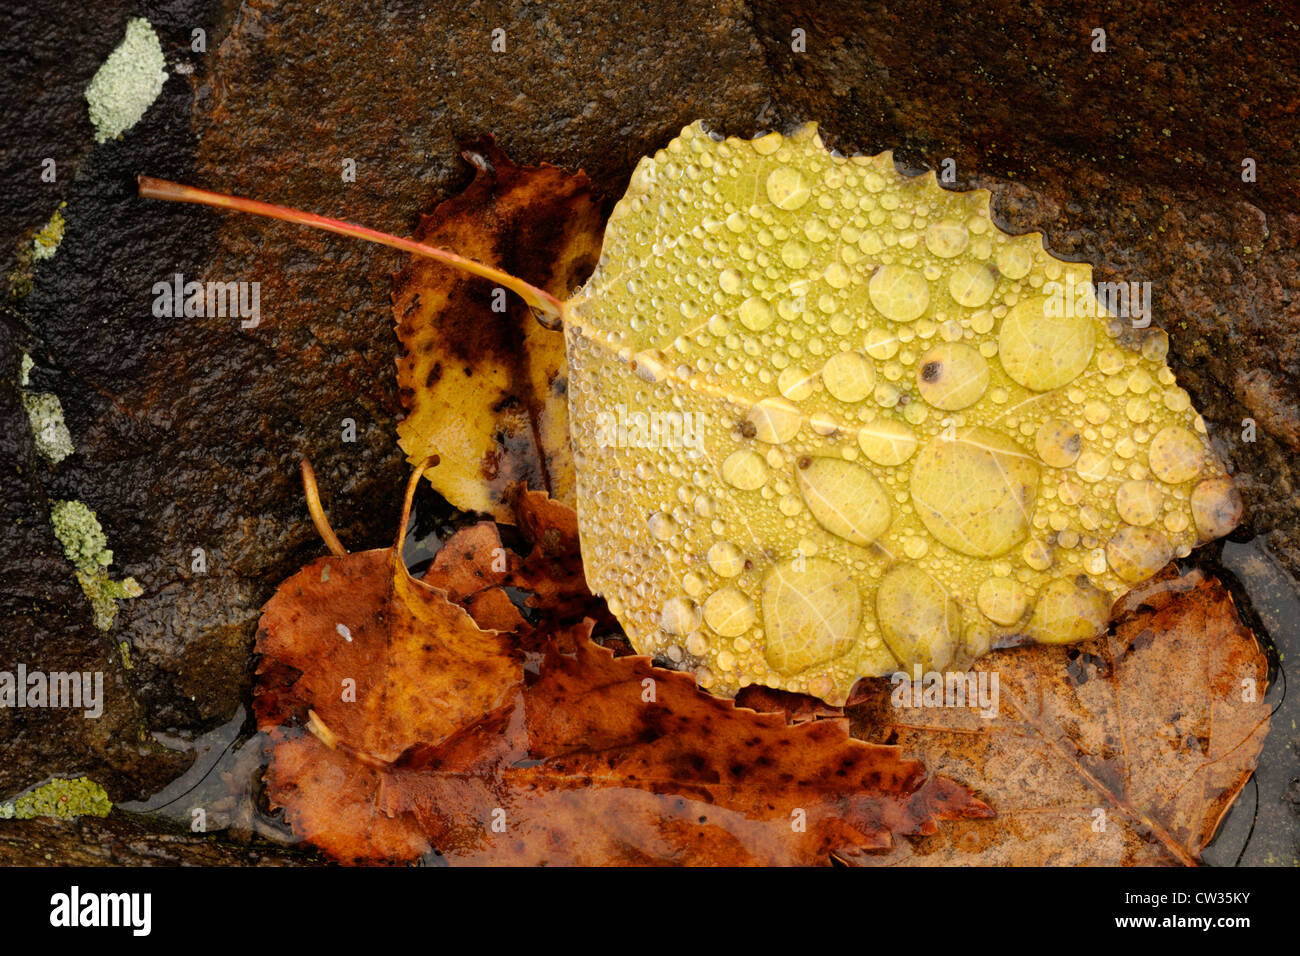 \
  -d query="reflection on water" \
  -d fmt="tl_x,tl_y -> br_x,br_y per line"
1201,537 -> 1297,866
119,706 -> 293,847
